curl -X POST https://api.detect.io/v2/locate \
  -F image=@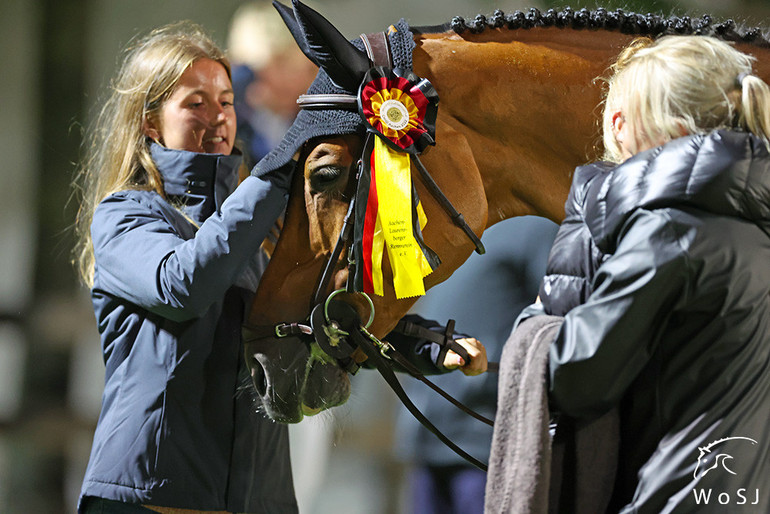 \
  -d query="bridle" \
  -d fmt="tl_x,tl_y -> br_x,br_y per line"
243,31 -> 493,471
